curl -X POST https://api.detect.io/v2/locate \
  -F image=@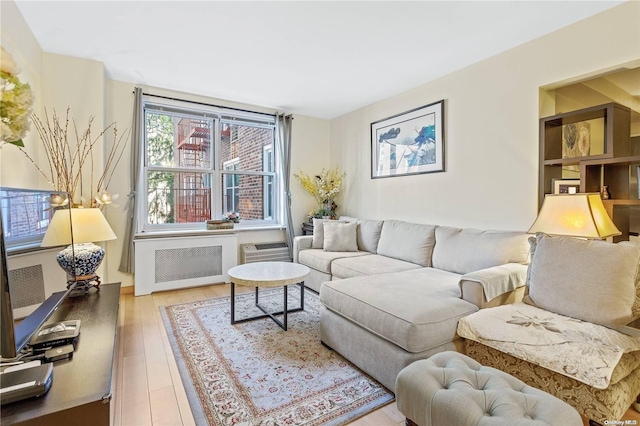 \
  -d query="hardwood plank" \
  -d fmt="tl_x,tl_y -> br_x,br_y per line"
381,402 -> 404,424
150,386 -> 184,426
121,396 -> 152,426
120,353 -> 152,426
144,341 -> 173,391
157,309 -> 197,426
349,406 -> 398,426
